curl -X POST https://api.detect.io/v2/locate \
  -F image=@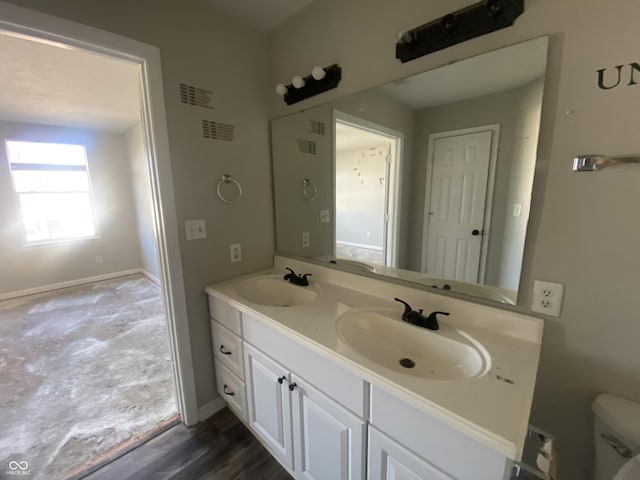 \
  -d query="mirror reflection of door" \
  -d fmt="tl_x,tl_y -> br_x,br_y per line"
422,125 -> 499,283
334,114 -> 402,267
